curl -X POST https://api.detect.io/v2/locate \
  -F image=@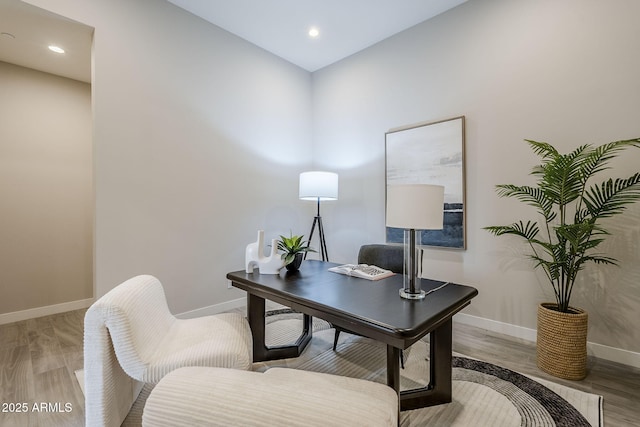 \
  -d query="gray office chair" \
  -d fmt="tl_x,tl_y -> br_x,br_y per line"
333,244 -> 406,366
356,244 -> 404,274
